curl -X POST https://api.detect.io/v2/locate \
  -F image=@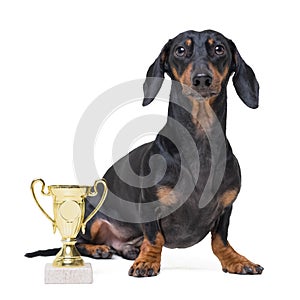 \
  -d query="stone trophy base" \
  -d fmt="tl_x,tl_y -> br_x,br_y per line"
44,263 -> 93,284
